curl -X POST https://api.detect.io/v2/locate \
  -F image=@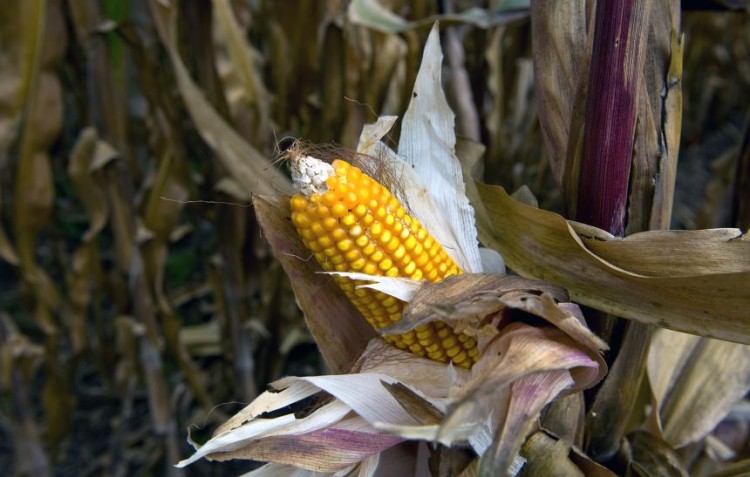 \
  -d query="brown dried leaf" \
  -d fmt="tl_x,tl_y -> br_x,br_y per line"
648,330 -> 750,448
149,0 -> 290,199
396,274 -> 606,358
530,0 -> 591,186
626,430 -> 689,476
68,128 -> 111,240
0,0 -> 46,160
212,0 -> 271,129
522,431 -> 618,476
473,182 -> 750,344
